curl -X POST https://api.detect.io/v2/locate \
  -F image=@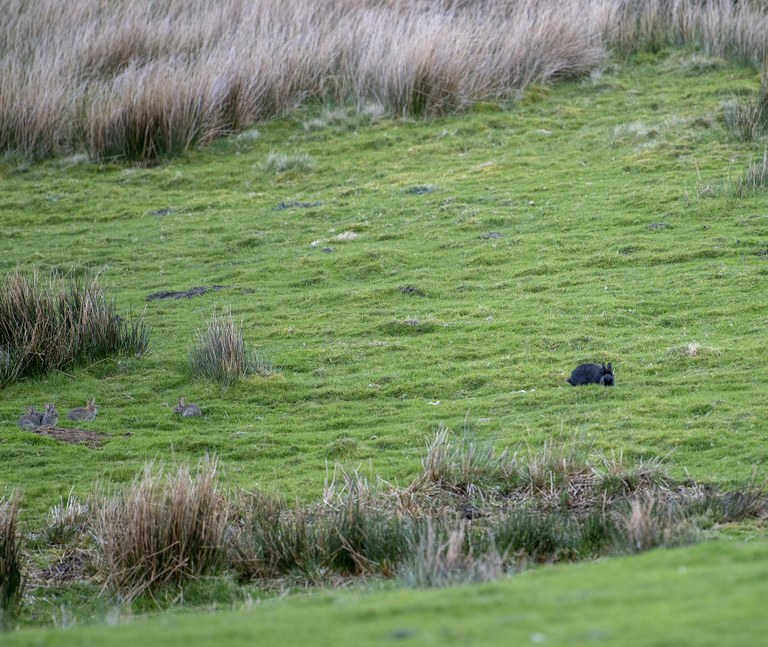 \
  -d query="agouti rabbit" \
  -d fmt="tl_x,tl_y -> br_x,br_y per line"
567,362 -> 614,386
67,399 -> 97,421
174,397 -> 202,417
17,406 -> 43,430
40,402 -> 59,426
